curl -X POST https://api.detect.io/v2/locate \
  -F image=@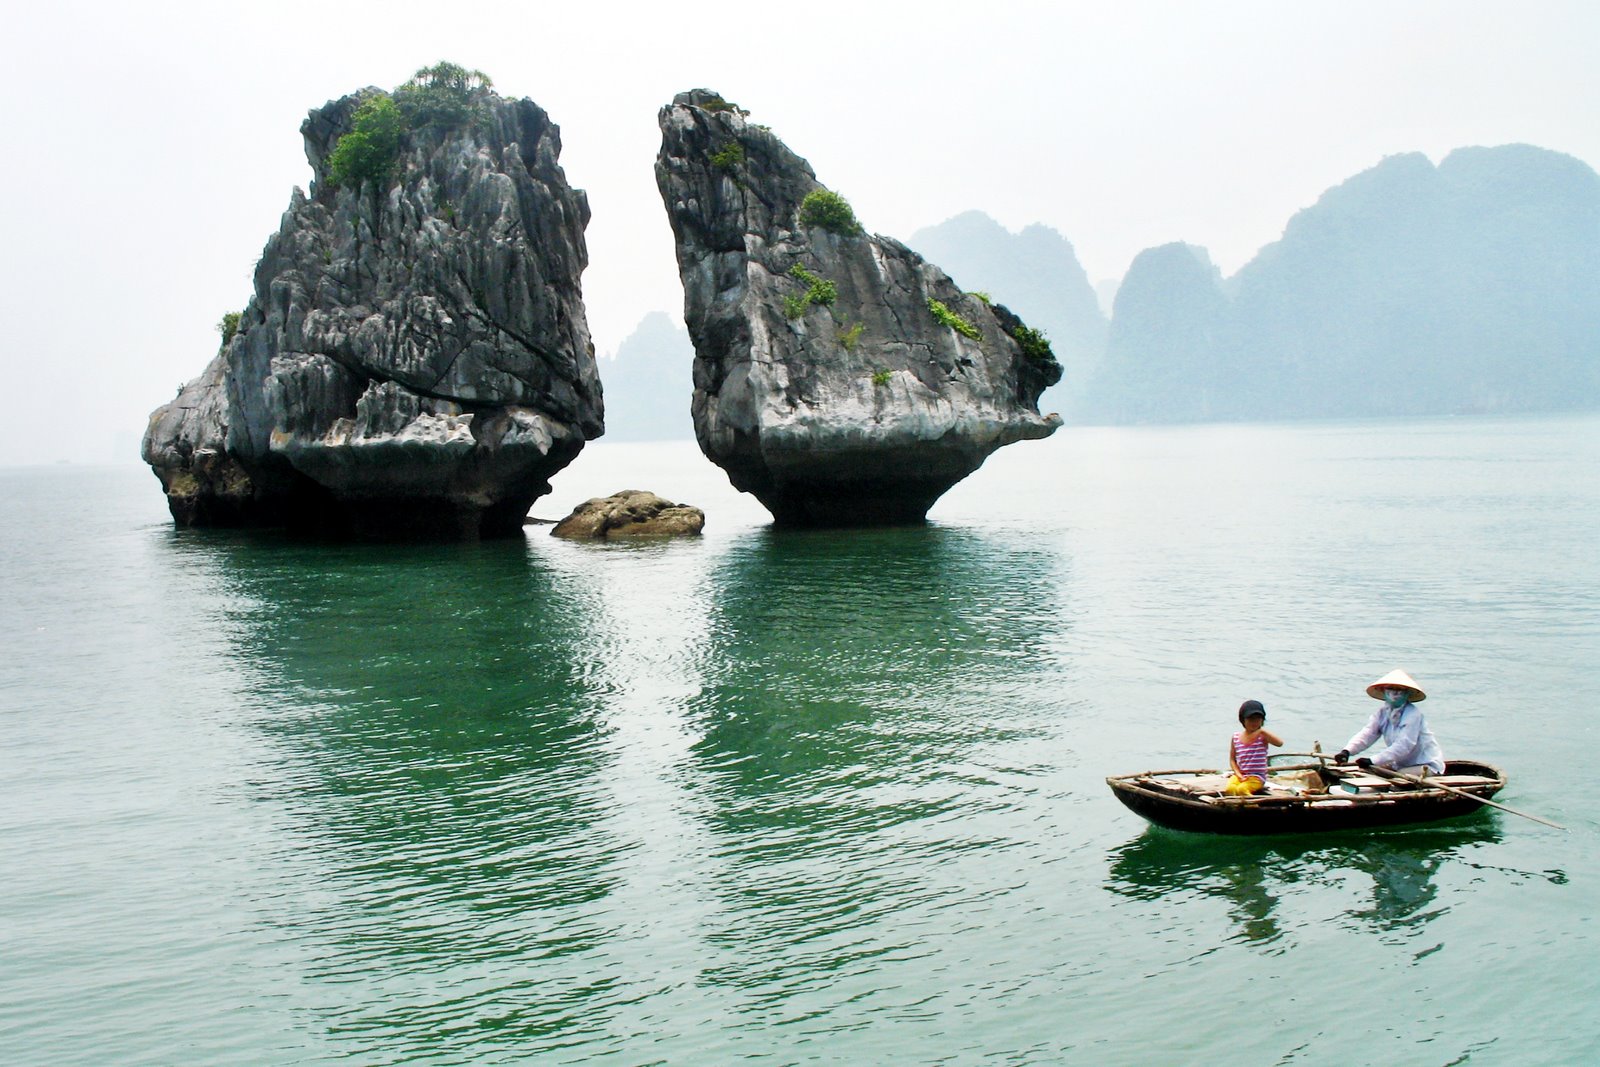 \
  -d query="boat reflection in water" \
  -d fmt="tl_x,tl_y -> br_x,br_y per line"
1104,823 -> 1507,945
